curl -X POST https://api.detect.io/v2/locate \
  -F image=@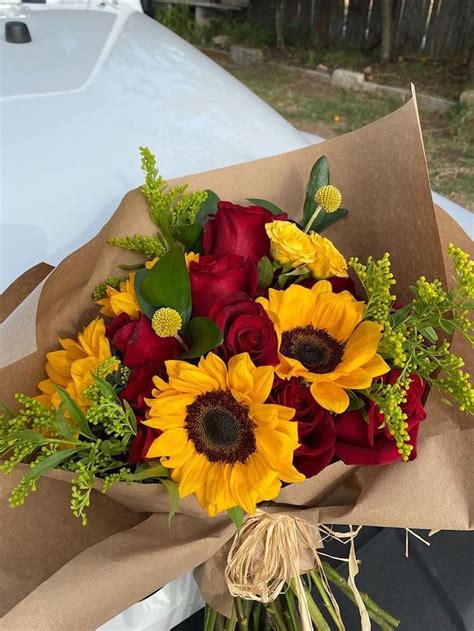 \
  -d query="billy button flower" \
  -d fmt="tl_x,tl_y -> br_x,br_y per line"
143,353 -> 304,516
257,282 -> 390,414
304,185 -> 342,233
